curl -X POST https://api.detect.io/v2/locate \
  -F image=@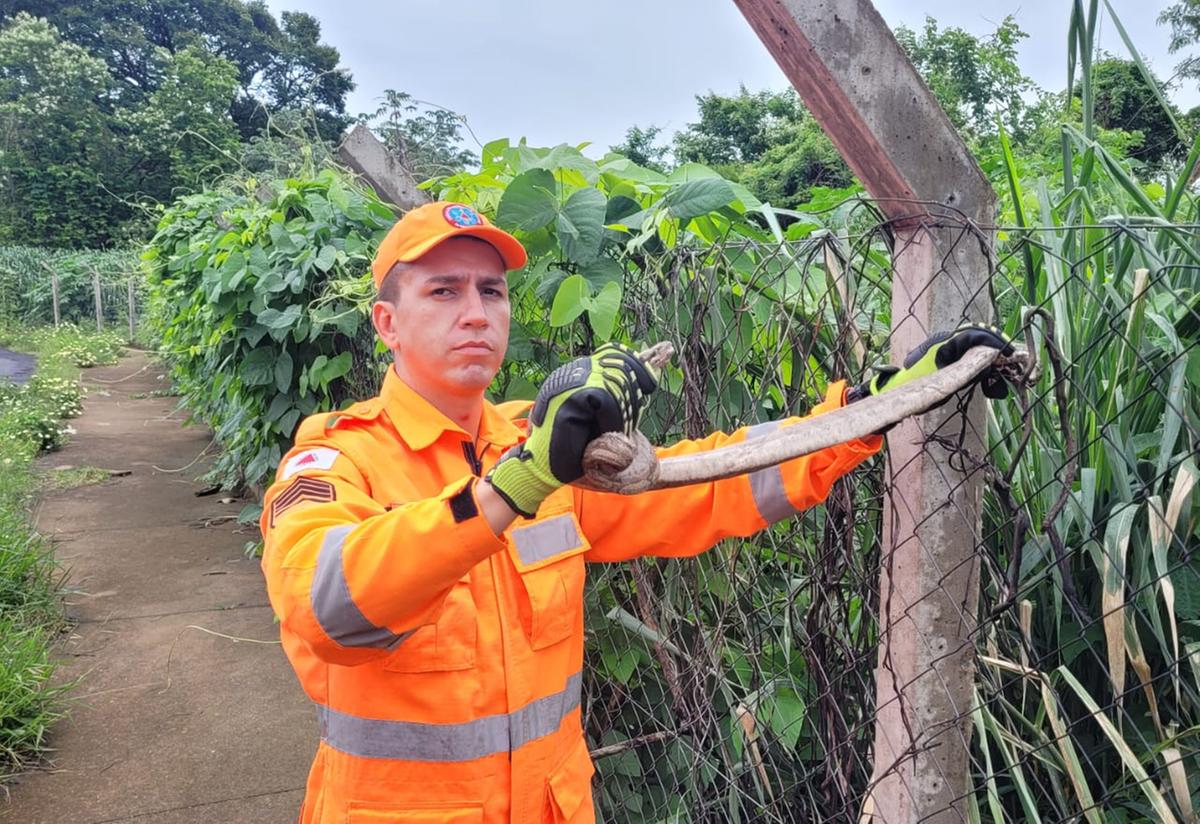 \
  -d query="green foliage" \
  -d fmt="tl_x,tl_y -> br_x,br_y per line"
2,0 -> 354,142
1160,0 -> 1200,82
1079,58 -> 1185,167
432,139 -> 783,391
609,125 -> 670,173
121,44 -> 242,193
0,322 -> 112,777
142,168 -> 395,491
895,15 -> 1038,139
0,246 -> 140,328
361,91 -> 475,182
0,4 -> 353,249
0,14 -> 127,247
